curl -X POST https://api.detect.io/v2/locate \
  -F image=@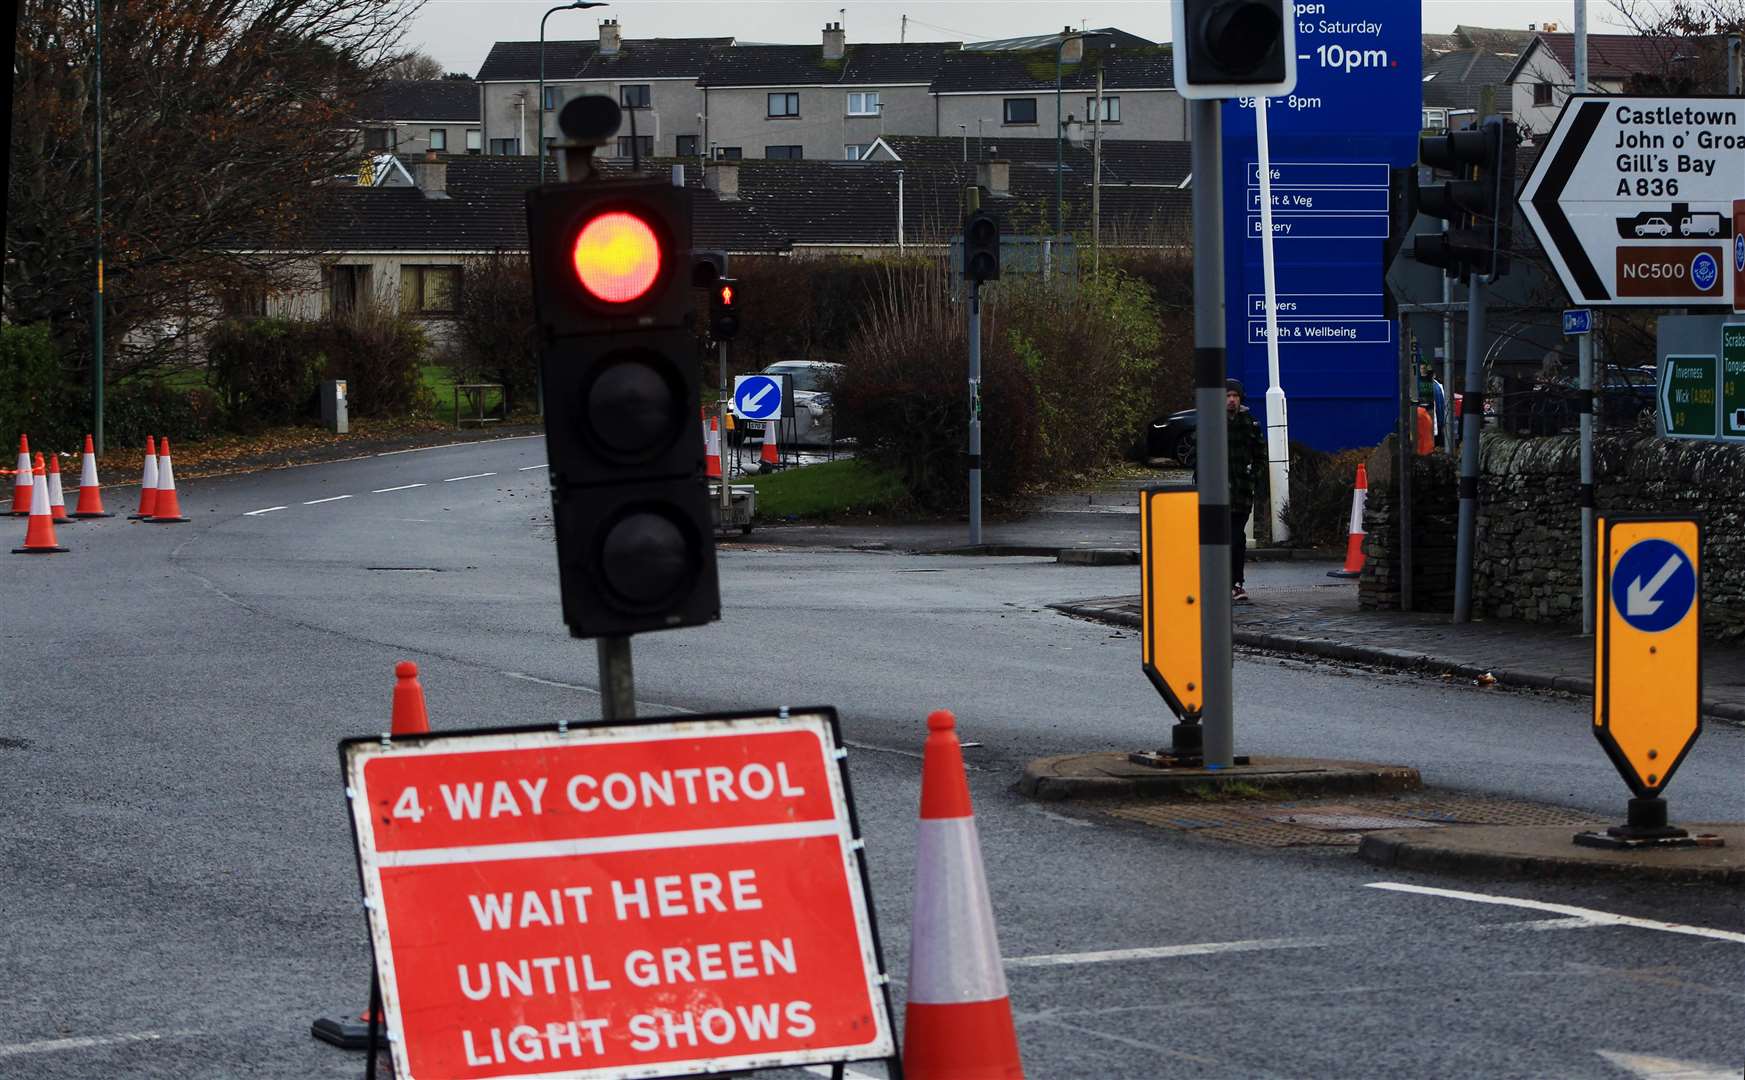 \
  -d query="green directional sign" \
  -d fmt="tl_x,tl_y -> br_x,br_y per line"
1660,354 -> 1719,440
1724,325 -> 1745,442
